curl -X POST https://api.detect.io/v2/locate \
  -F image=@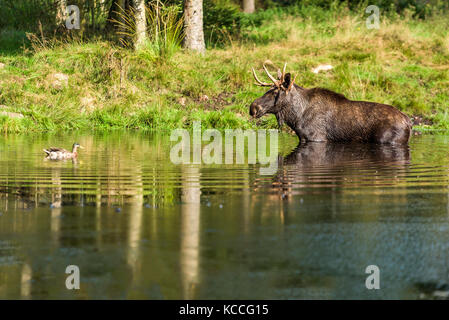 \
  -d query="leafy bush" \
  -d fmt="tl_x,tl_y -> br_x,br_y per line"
203,0 -> 241,47
0,0 -> 57,31
263,0 -> 449,18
